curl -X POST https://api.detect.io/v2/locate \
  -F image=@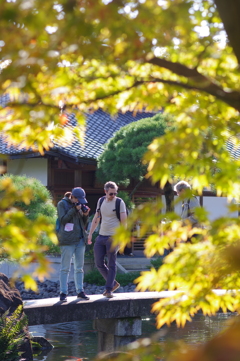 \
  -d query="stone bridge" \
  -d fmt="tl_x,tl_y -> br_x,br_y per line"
23,290 -> 225,353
